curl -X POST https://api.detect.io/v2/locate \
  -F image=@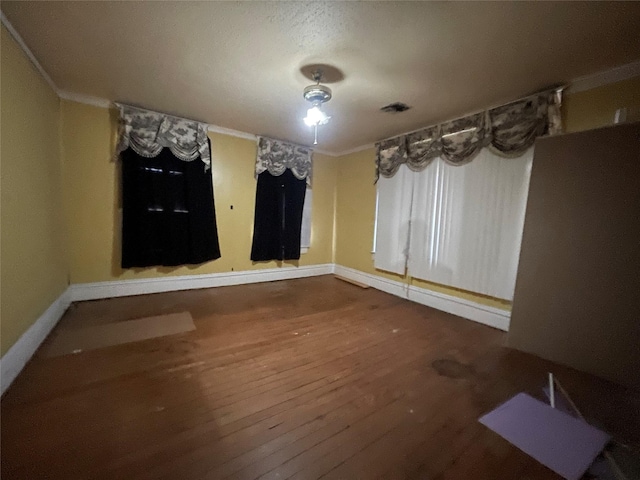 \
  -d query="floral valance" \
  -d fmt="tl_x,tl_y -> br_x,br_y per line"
115,104 -> 211,170
376,89 -> 562,179
256,136 -> 313,185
